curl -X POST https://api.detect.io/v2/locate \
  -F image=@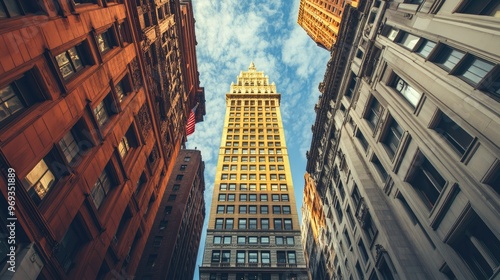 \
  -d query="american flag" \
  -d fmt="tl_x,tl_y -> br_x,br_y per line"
186,103 -> 198,136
